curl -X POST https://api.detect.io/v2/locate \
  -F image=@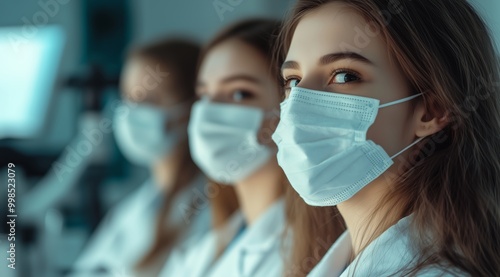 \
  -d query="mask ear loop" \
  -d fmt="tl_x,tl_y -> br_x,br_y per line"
379,93 -> 423,109
376,93 -> 425,159
390,136 -> 425,159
